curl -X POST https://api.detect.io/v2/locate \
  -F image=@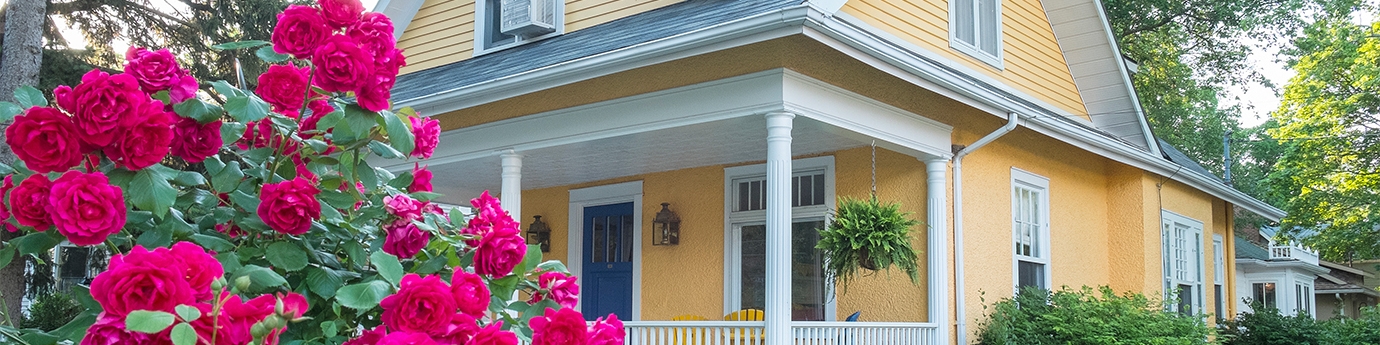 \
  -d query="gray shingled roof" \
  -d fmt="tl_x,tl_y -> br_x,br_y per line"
1157,139 -> 1218,180
392,0 -> 804,103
